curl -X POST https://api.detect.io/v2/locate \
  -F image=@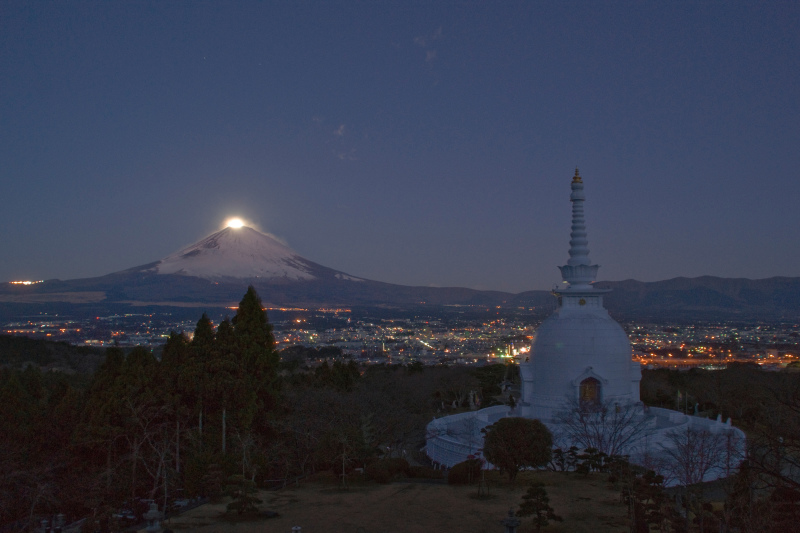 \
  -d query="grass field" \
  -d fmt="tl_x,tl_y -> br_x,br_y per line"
156,471 -> 629,533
